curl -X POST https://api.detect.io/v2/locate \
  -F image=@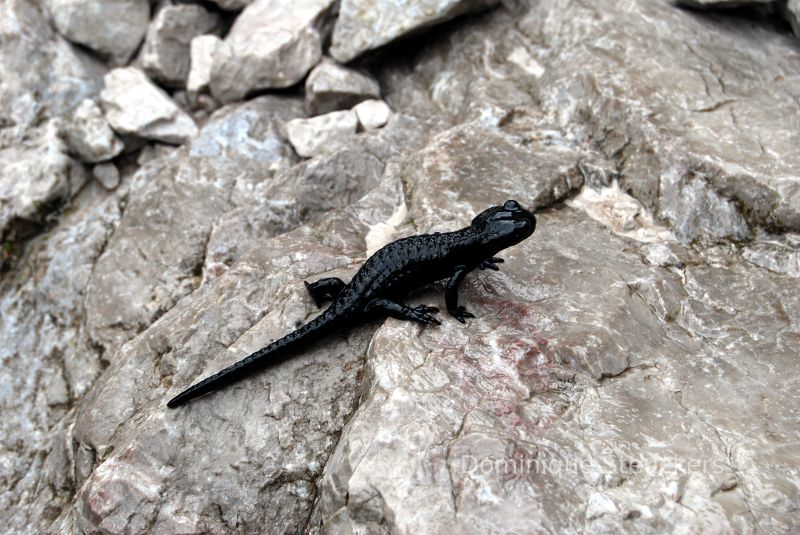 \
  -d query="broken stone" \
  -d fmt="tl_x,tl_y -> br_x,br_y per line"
353,99 -> 392,131
286,110 -> 359,158
330,0 -> 499,62
210,0 -> 336,104
62,99 -> 124,163
0,120 -> 88,240
187,34 -> 223,98
305,59 -> 381,115
783,0 -> 800,37
1,0 -> 106,131
142,4 -> 220,87
46,0 -> 150,66
92,162 -> 120,190
100,67 -> 198,145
